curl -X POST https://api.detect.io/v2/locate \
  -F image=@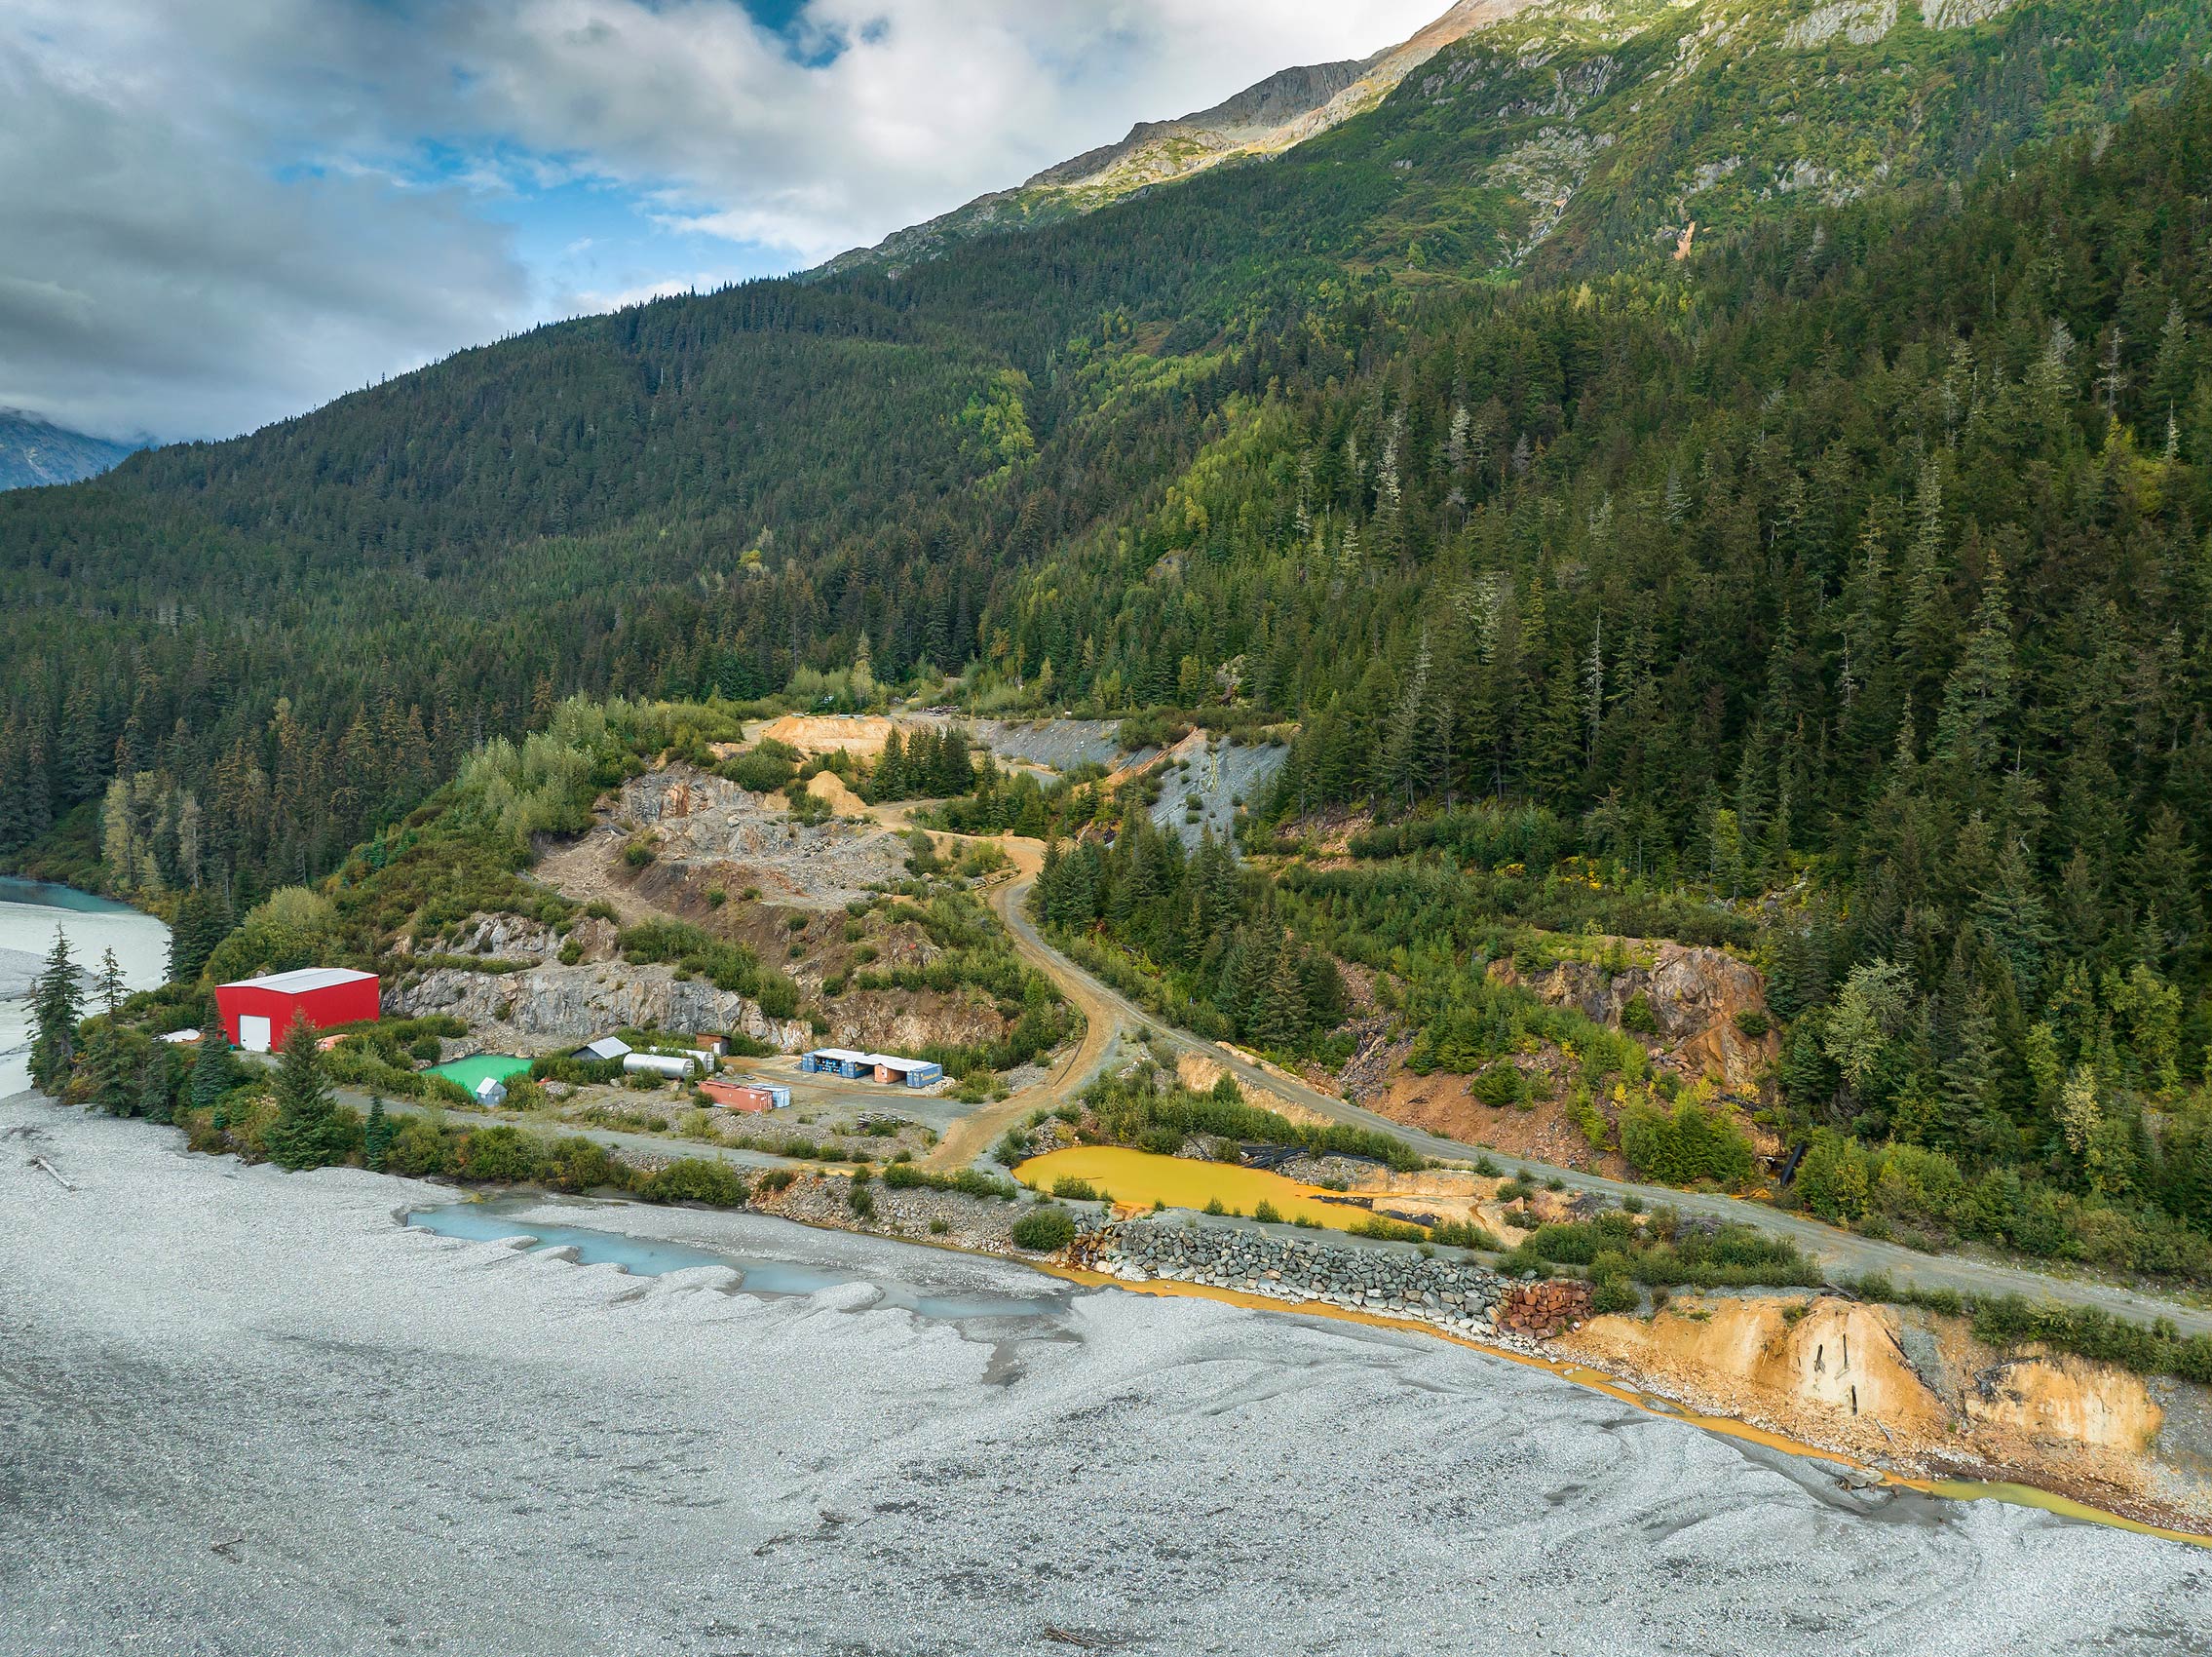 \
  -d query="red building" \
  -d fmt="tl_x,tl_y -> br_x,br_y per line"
214,968 -> 380,1053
